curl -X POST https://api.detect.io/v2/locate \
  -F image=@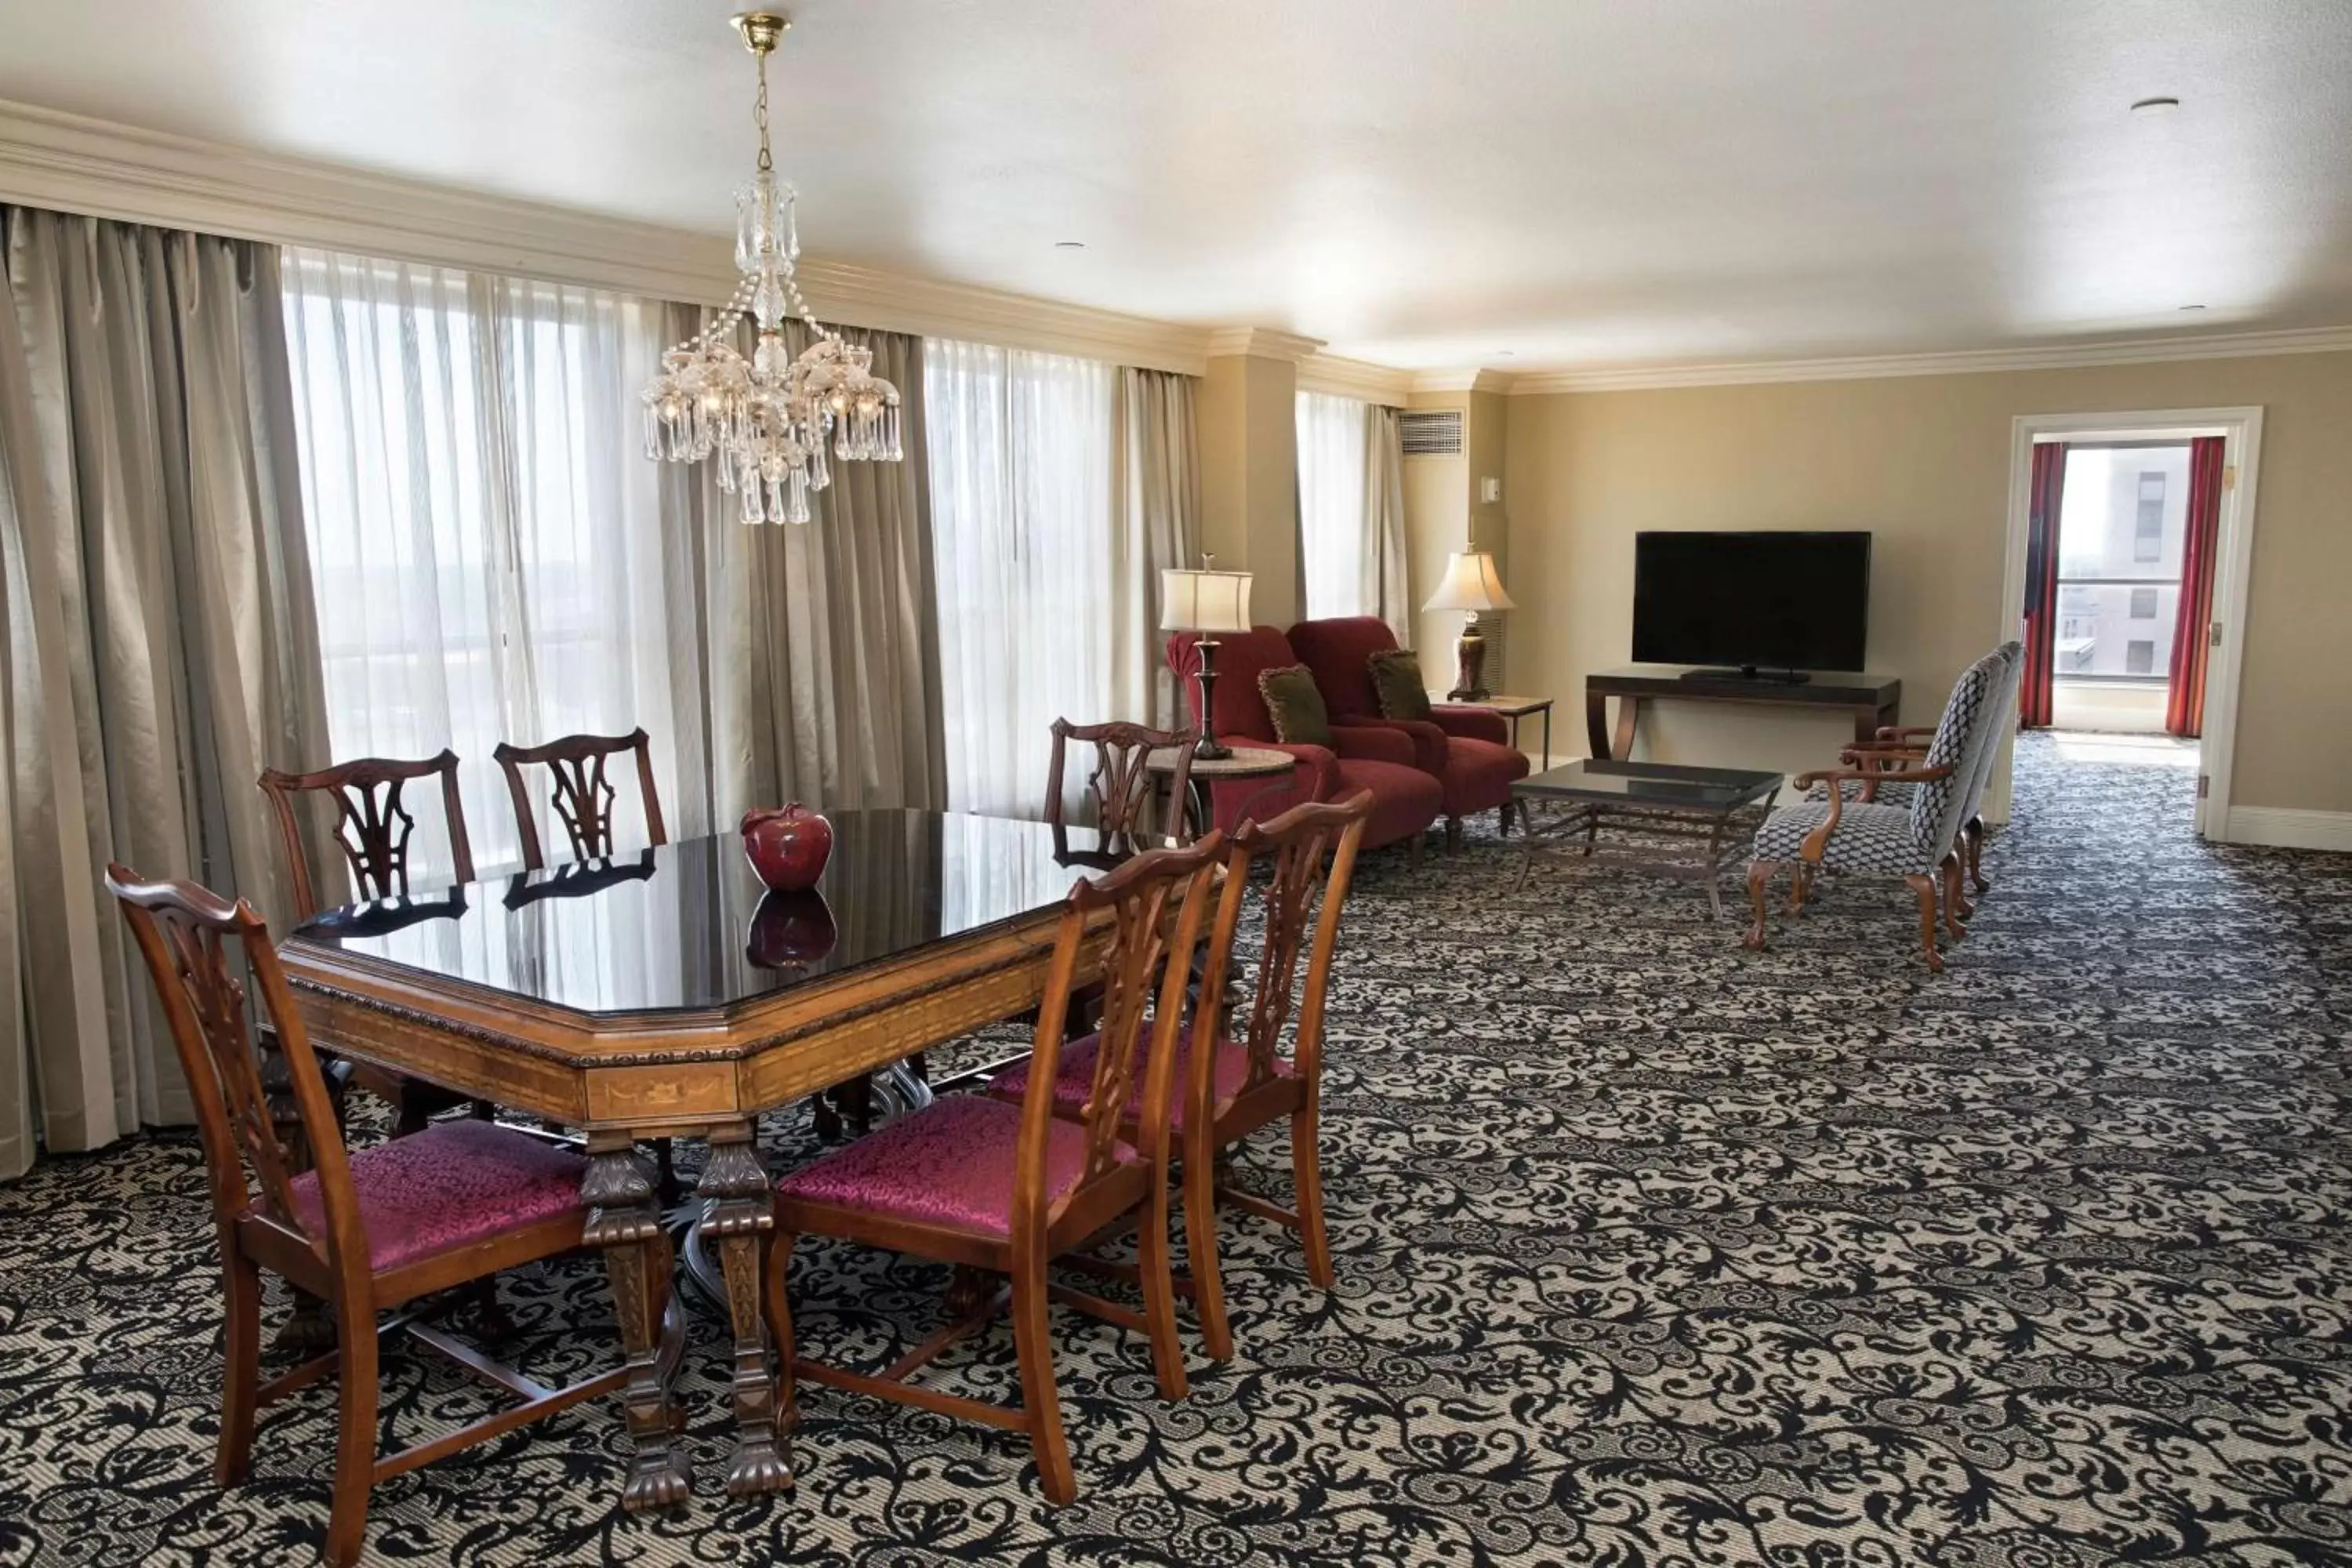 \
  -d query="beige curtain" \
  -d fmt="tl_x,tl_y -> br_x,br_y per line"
675,308 -> 946,823
0,207 -> 328,1179
1112,366 -> 1202,729
1366,404 -> 1412,648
